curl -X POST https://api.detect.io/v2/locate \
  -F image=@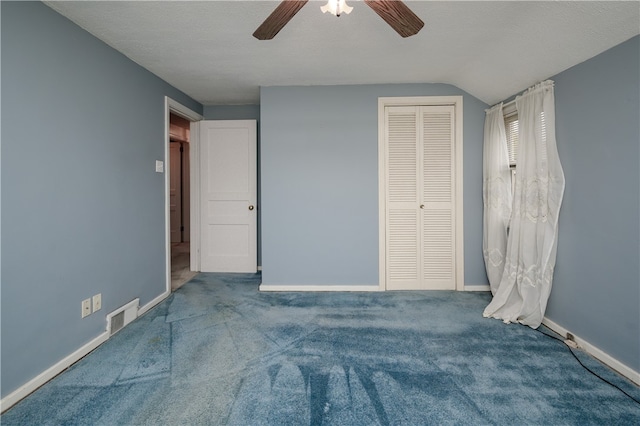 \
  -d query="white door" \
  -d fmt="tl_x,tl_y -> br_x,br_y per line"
169,142 -> 182,243
199,120 -> 257,273
384,105 -> 456,290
